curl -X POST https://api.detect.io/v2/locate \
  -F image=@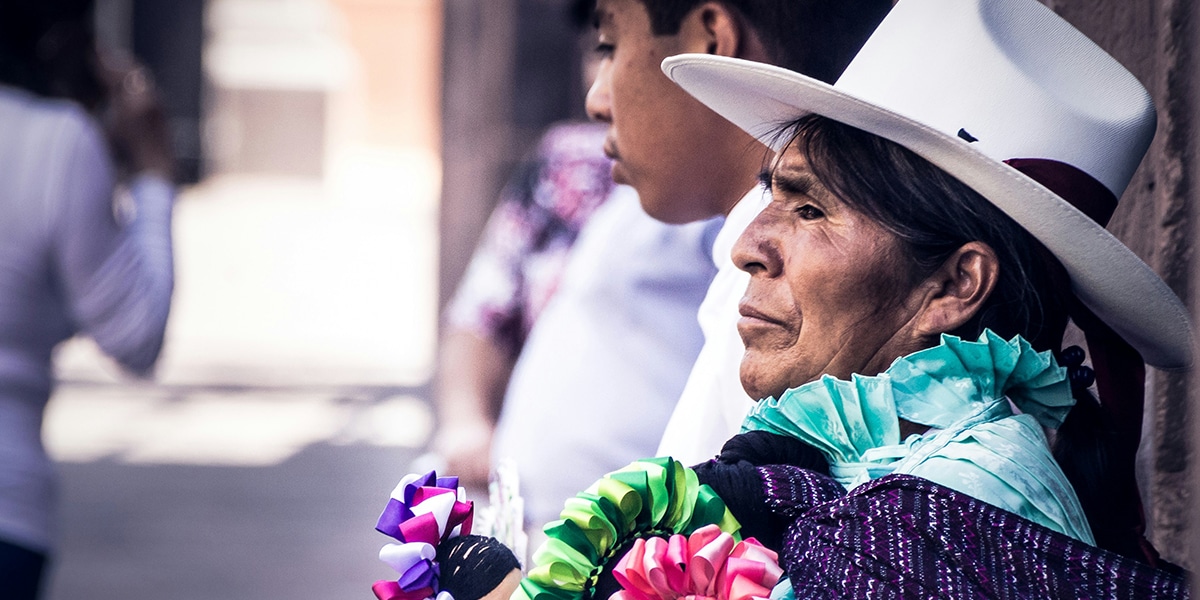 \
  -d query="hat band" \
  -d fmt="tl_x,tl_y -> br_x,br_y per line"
1003,158 -> 1119,227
